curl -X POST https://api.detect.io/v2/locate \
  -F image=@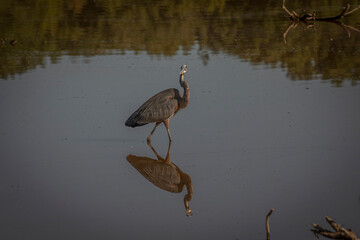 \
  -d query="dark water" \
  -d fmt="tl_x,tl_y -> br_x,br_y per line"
1,1 -> 360,240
